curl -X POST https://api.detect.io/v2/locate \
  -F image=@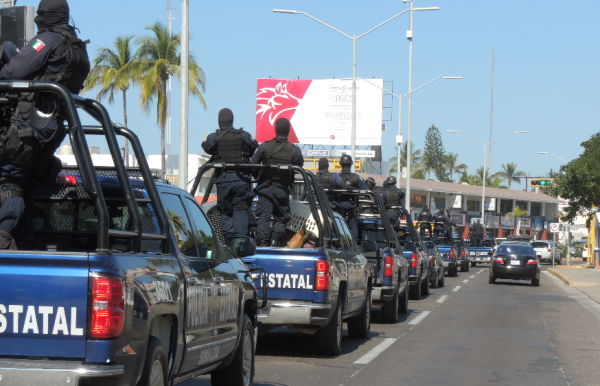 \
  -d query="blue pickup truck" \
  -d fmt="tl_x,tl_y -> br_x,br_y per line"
191,166 -> 372,357
394,208 -> 430,300
469,234 -> 497,266
0,83 -> 263,386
